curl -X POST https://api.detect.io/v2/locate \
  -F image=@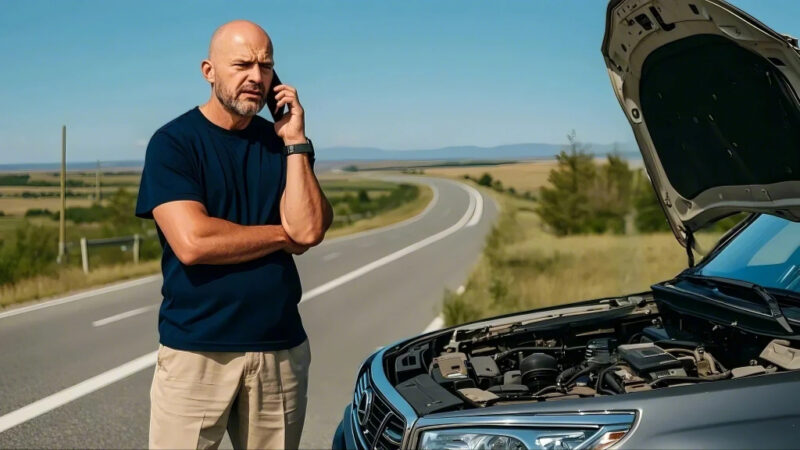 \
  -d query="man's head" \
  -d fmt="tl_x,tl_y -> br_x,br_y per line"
201,20 -> 274,117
